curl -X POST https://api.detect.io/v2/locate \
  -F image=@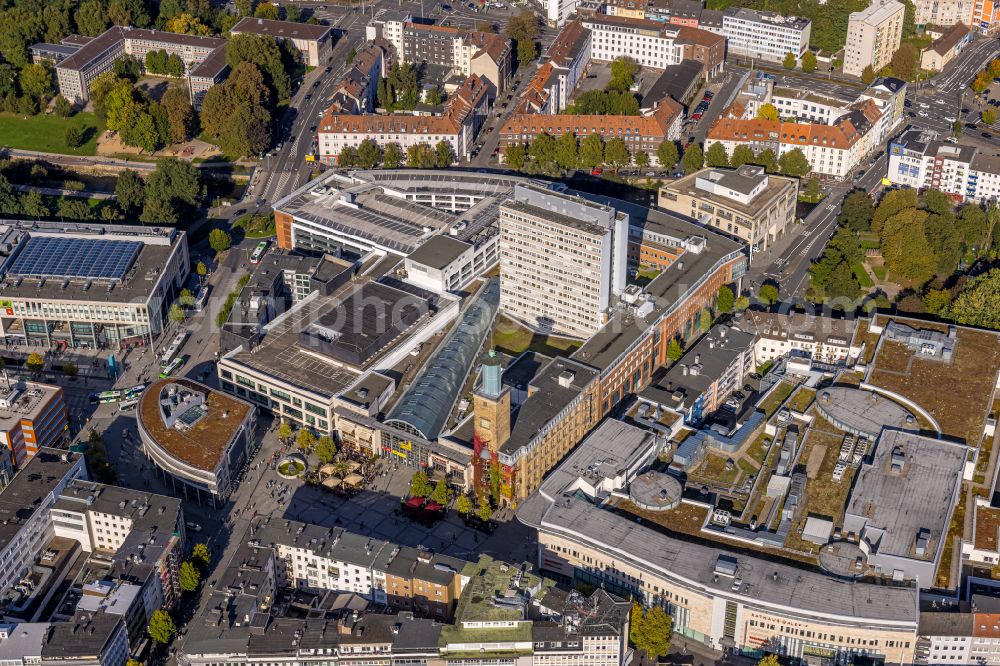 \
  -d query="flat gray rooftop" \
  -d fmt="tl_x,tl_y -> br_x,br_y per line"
520,493 -> 918,626
844,430 -> 966,563
815,387 -> 916,438
0,448 -> 80,554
